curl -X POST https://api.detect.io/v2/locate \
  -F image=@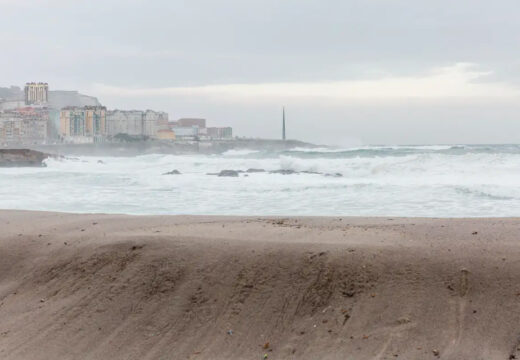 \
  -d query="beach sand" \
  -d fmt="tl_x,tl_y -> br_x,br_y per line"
0,210 -> 519,359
